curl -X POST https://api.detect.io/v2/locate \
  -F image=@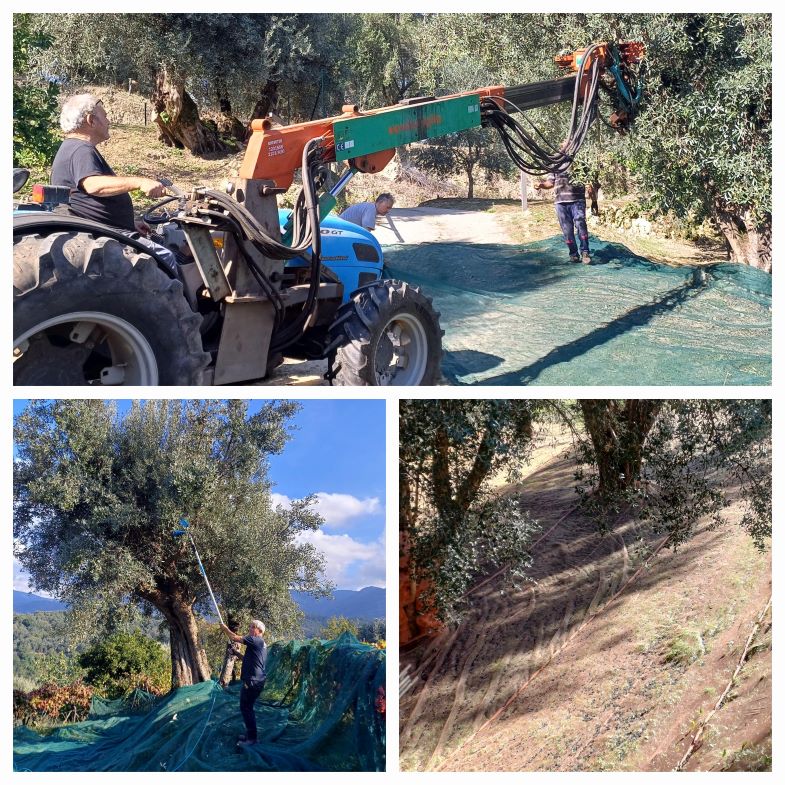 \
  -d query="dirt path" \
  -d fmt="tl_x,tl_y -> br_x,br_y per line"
399,447 -> 771,772
375,206 -> 512,246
